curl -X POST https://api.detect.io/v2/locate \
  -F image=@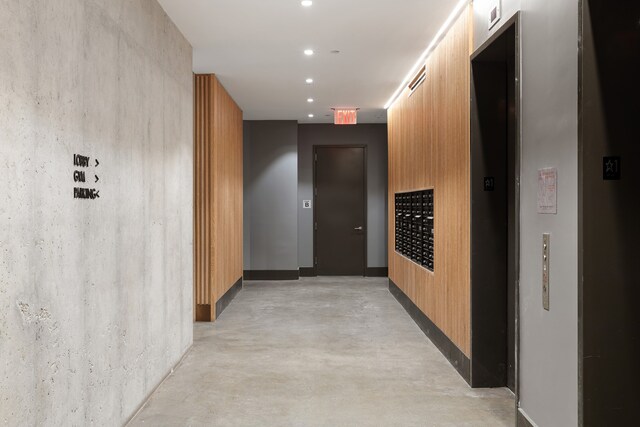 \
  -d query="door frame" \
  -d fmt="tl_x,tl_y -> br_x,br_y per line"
312,145 -> 368,276
469,11 -> 521,404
